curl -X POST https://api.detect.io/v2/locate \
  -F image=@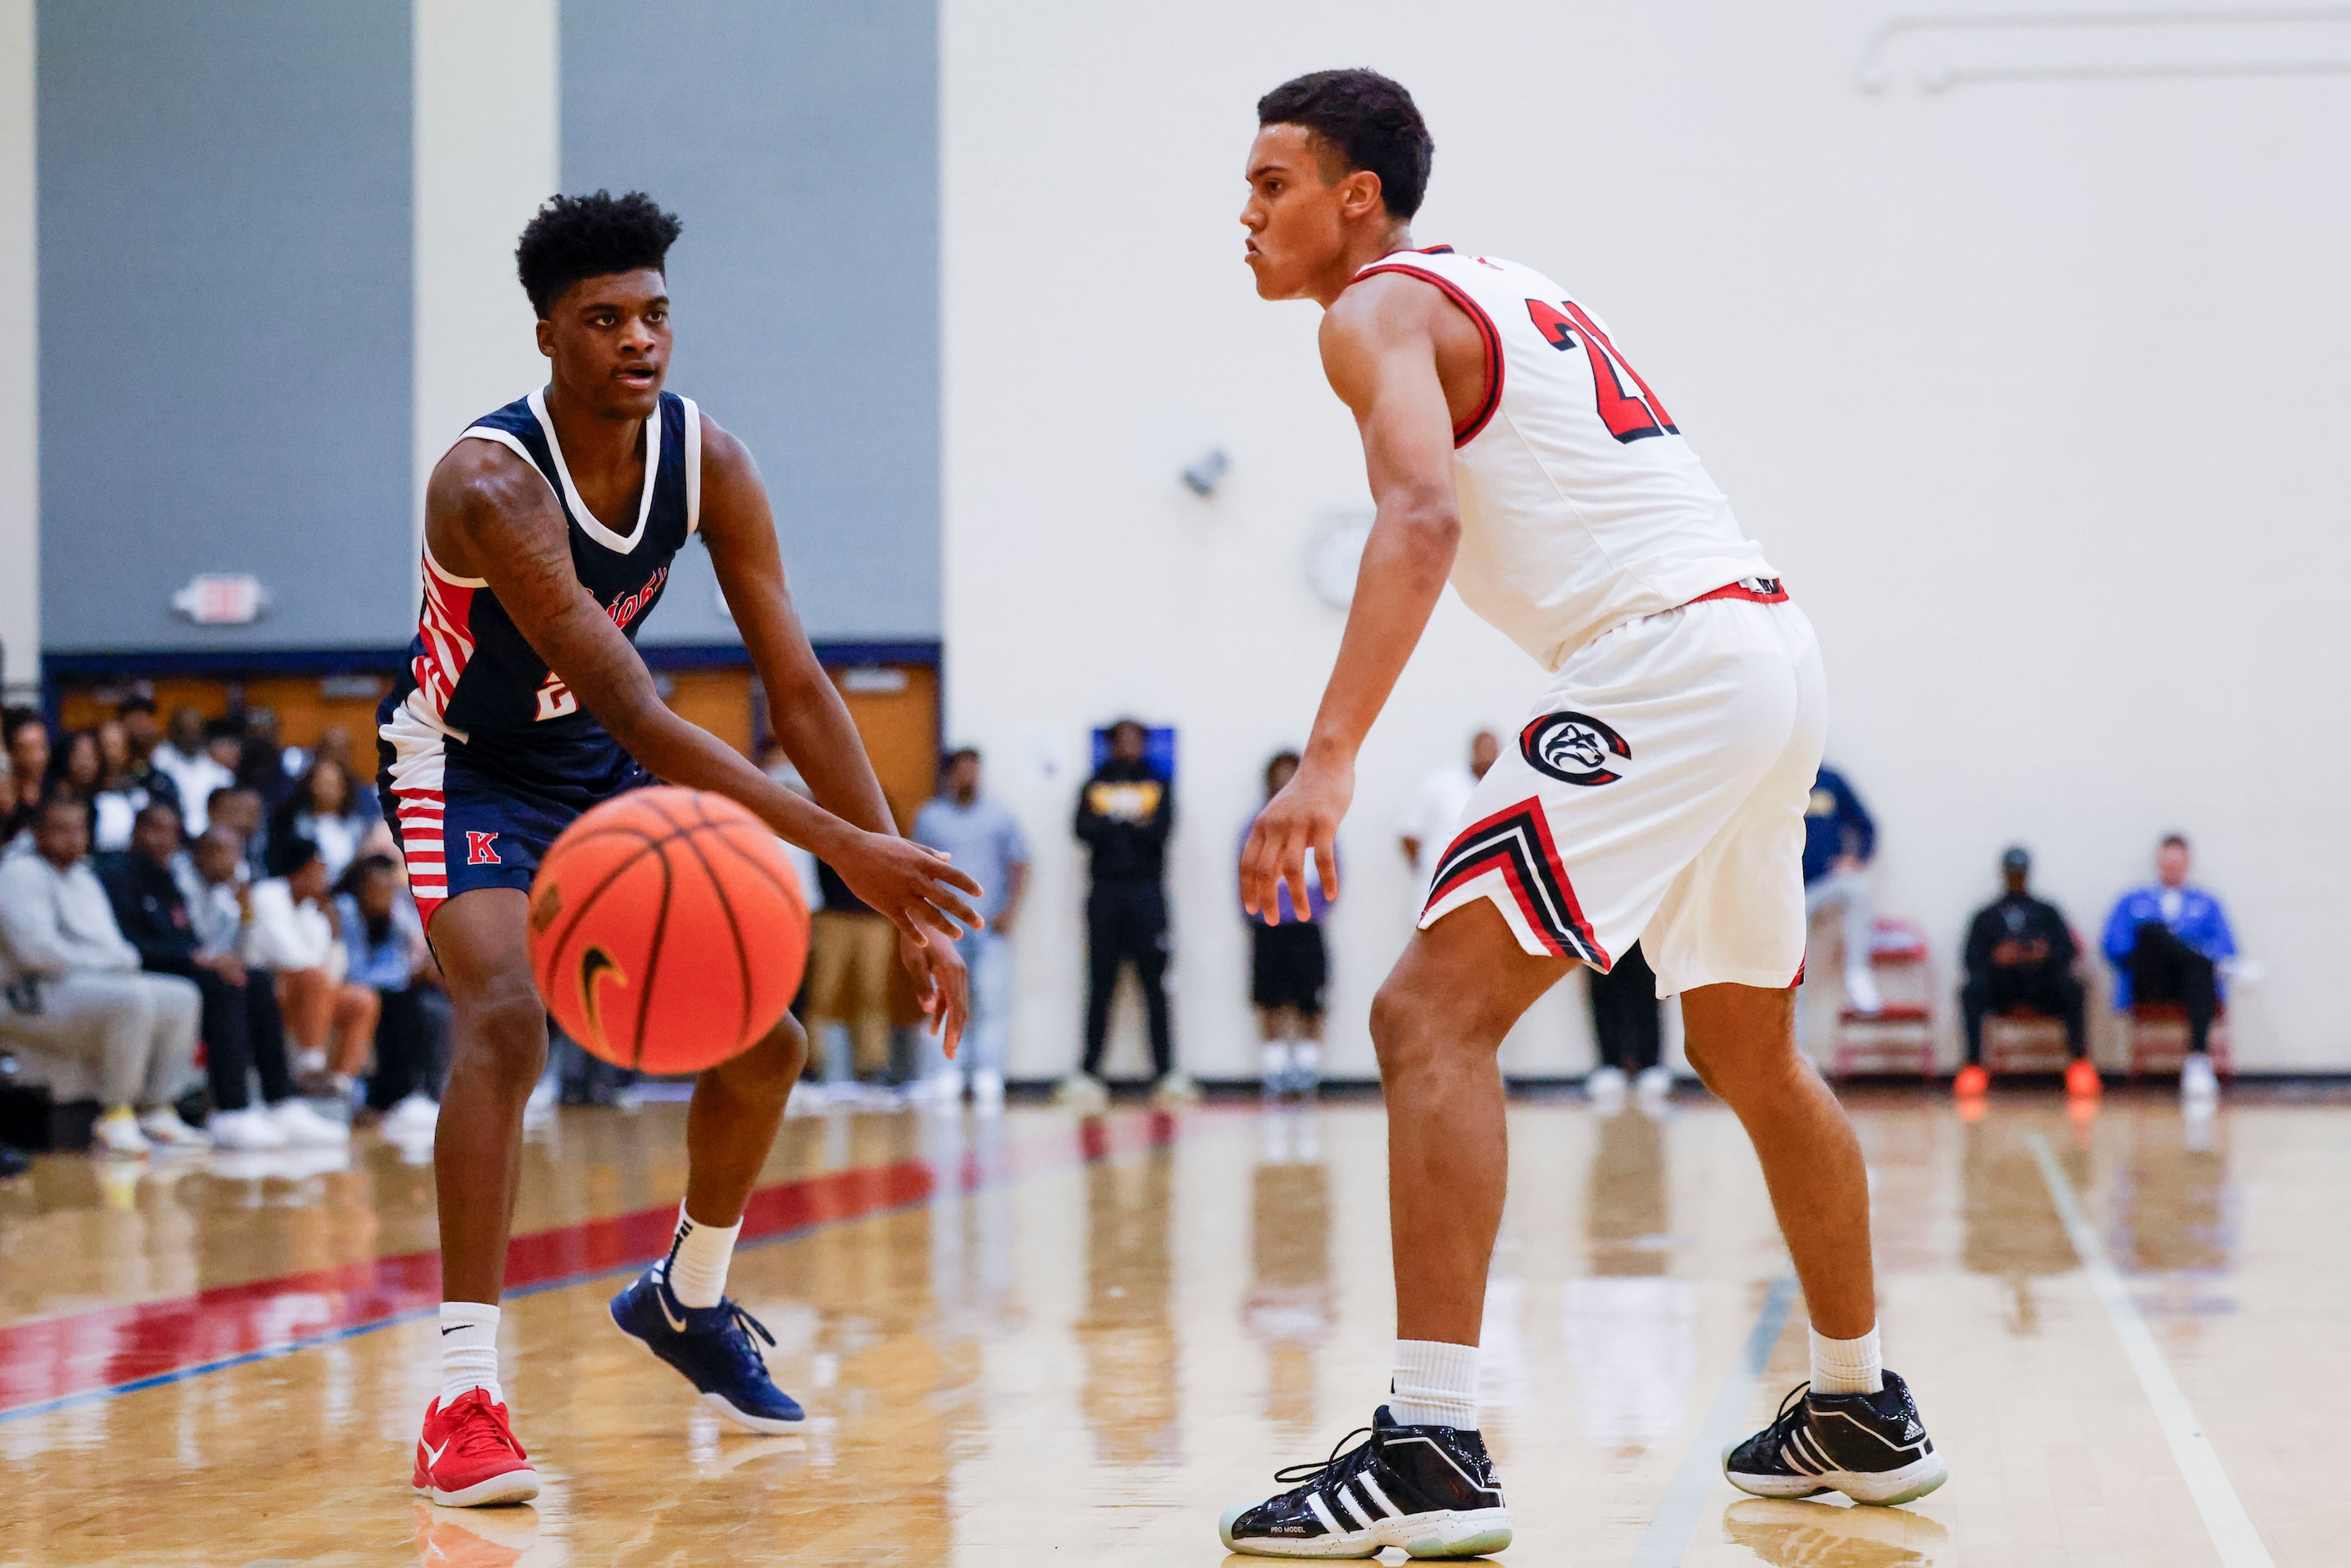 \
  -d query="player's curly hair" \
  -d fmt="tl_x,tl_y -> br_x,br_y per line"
1256,68 -> 1433,220
514,190 -> 683,317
